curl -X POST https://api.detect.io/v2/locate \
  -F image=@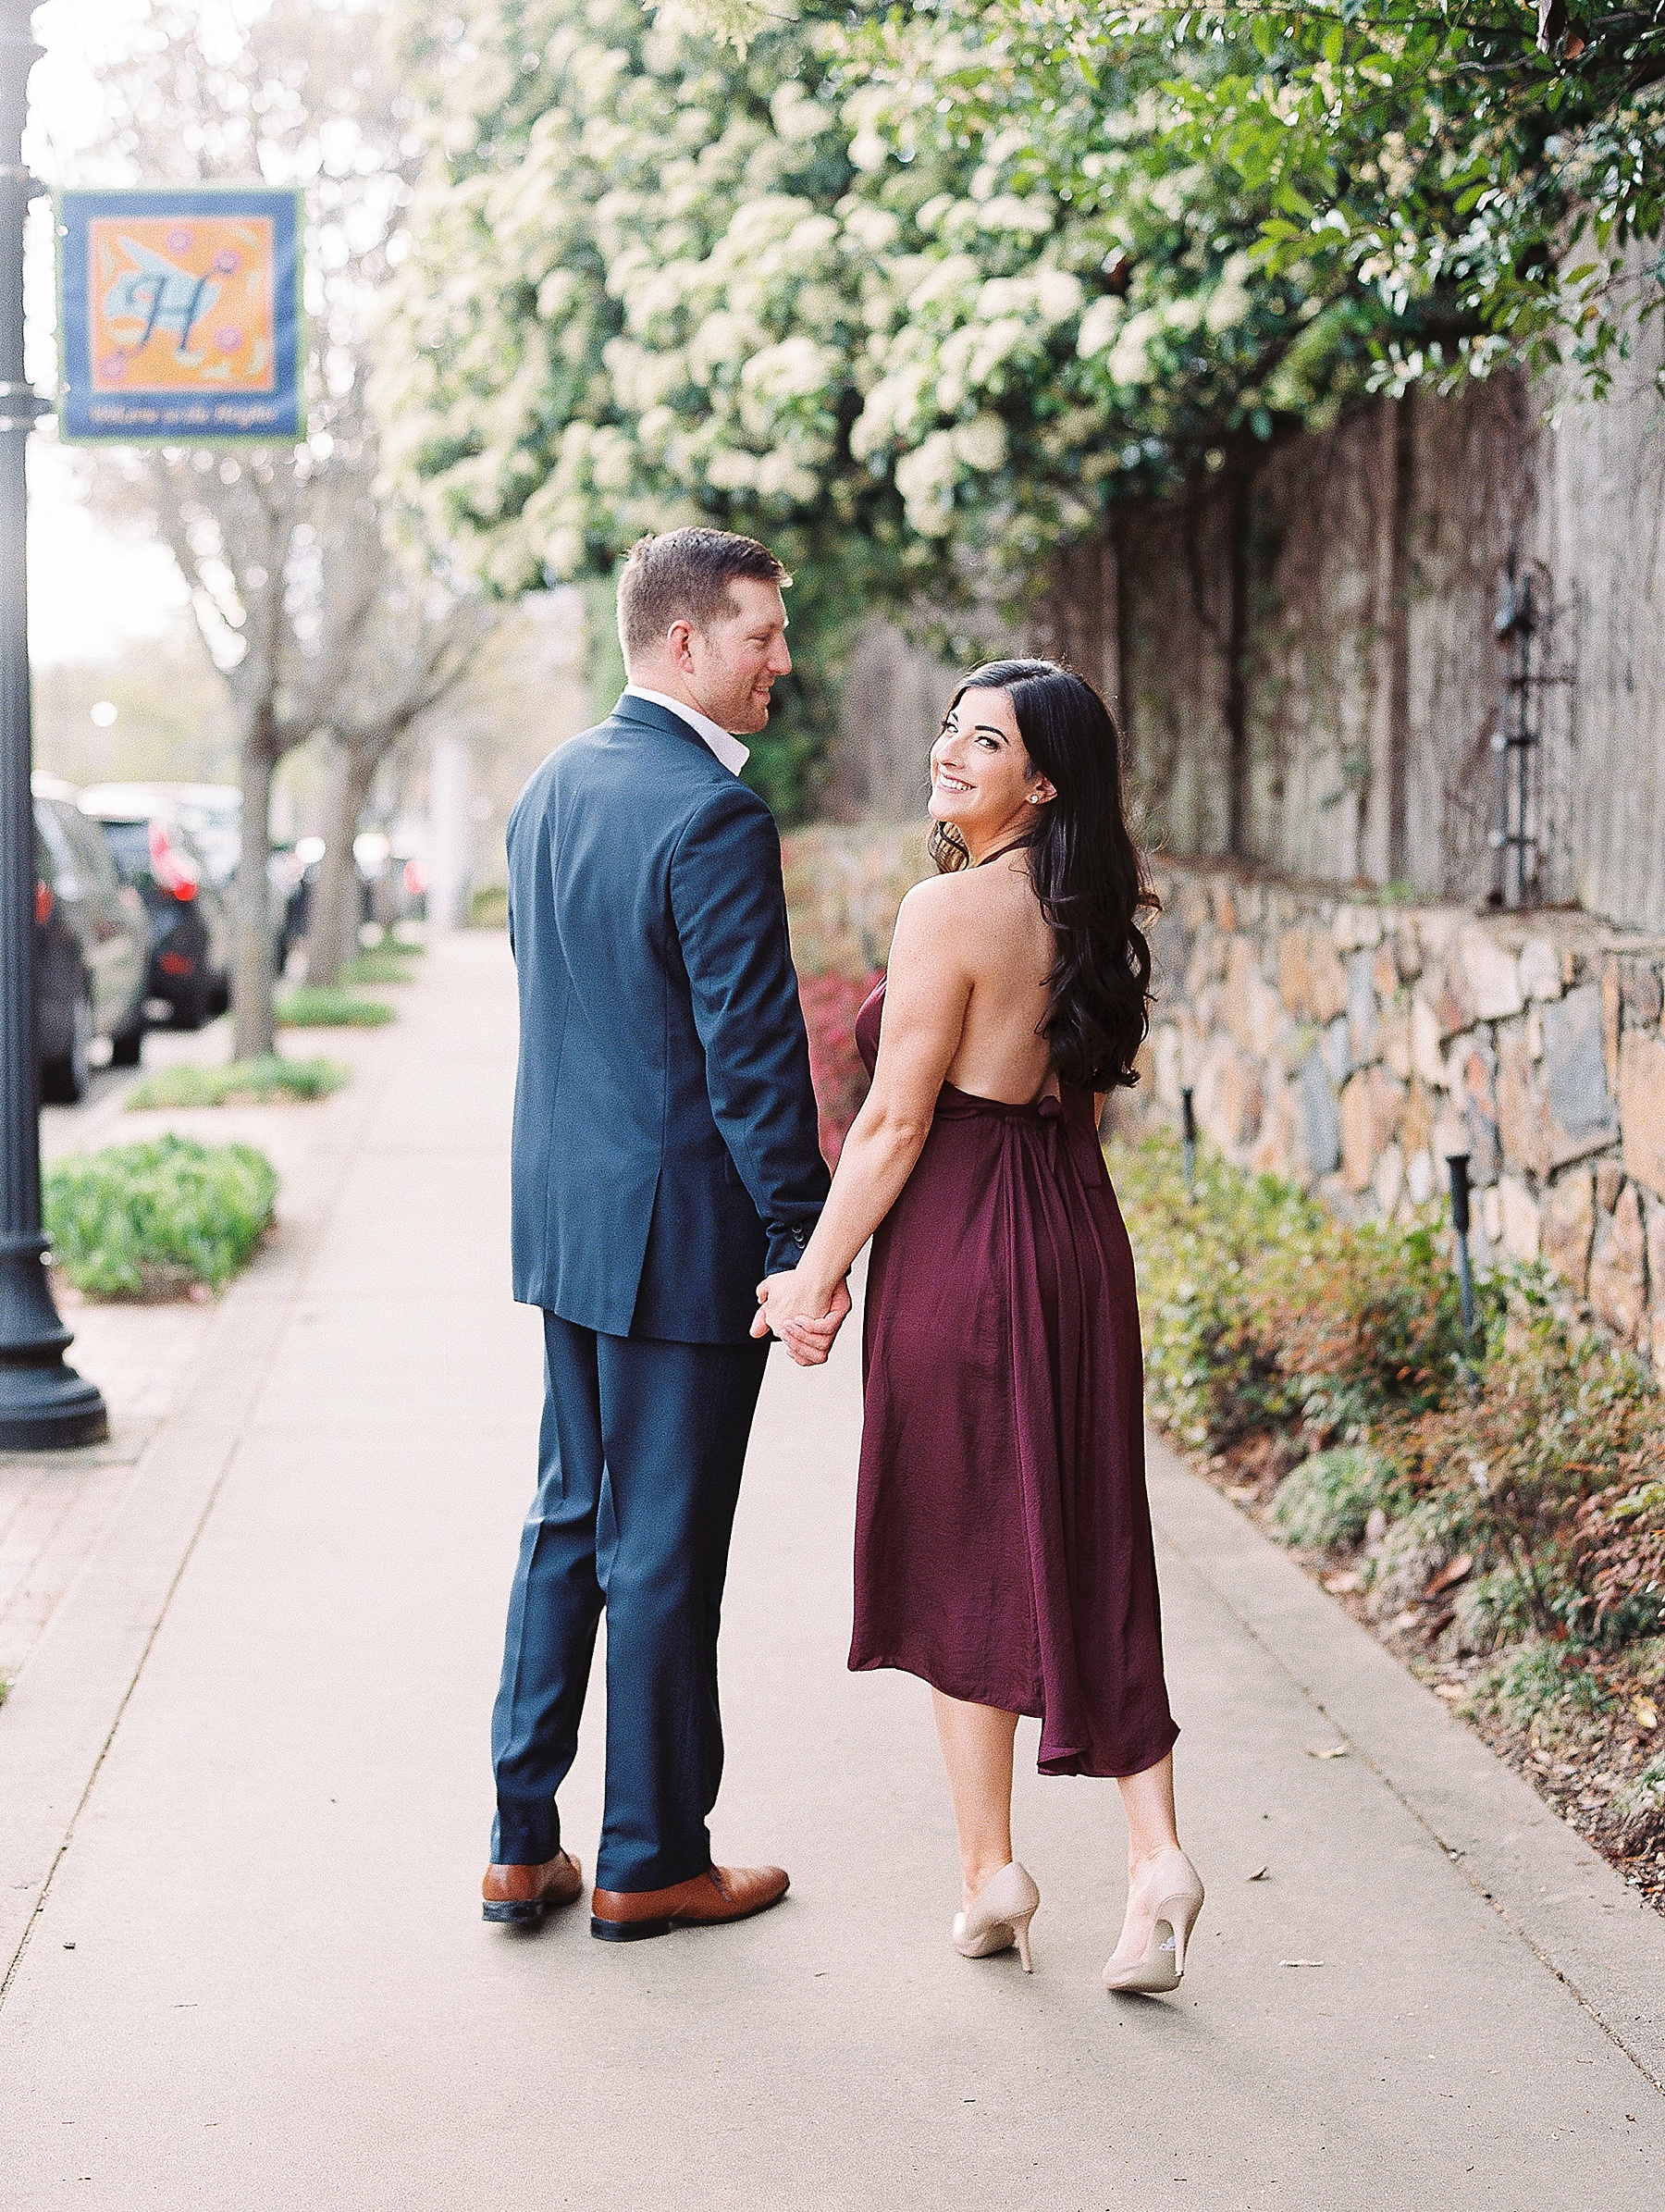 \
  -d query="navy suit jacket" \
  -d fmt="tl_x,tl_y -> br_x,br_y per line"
505,693 -> 829,1344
